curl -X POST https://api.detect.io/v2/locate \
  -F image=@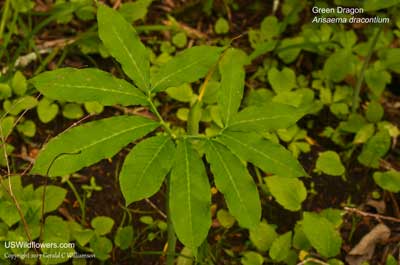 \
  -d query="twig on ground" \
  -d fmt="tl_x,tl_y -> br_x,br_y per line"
113,0 -> 122,9
162,19 -> 207,39
58,207 -> 76,222
37,37 -> 76,50
145,198 -> 167,219
387,192 -> 400,219
64,114 -> 95,132
344,207 -> 400,223
112,105 -> 156,120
